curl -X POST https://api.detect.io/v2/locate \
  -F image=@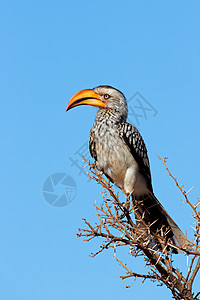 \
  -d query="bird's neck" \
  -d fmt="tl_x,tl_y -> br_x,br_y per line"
95,108 -> 126,125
